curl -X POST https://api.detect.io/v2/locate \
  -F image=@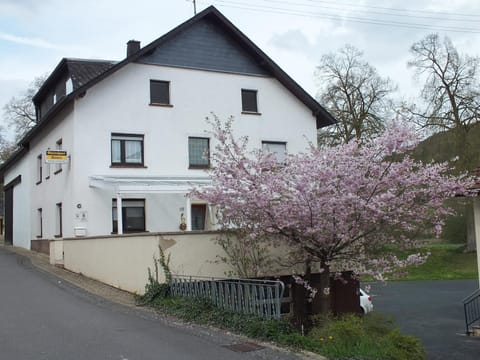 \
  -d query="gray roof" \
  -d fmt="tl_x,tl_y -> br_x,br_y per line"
67,59 -> 116,89
32,58 -> 116,104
